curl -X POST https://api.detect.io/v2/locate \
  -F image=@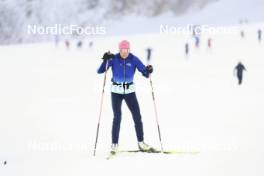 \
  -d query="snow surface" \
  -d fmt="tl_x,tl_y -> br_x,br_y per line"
1,20 -> 264,175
